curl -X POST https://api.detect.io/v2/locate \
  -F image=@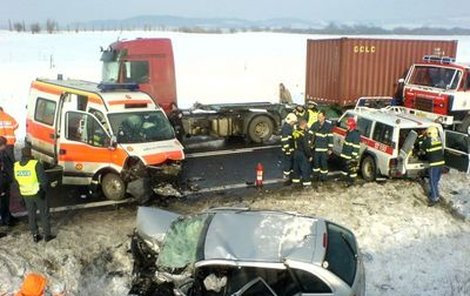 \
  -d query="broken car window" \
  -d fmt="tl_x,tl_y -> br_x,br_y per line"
157,214 -> 210,270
